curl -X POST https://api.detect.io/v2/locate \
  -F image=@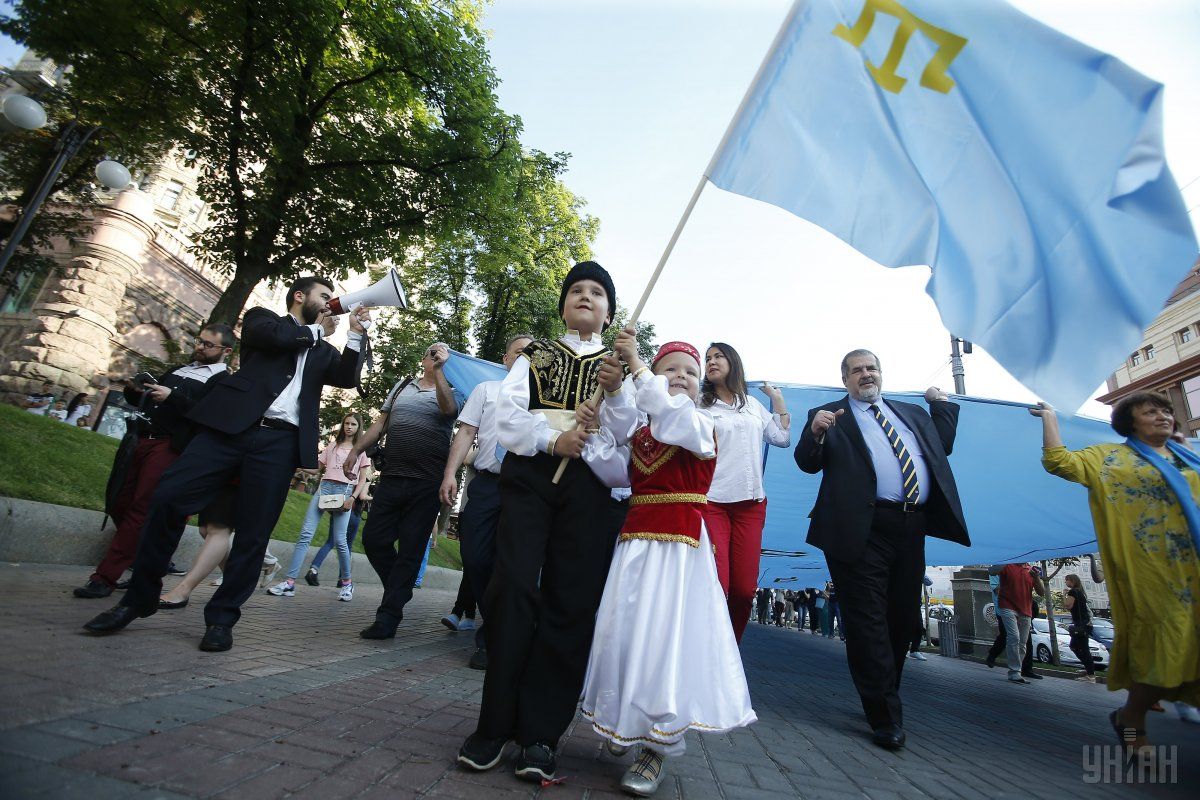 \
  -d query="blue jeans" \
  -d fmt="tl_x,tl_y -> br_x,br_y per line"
285,480 -> 352,581
310,504 -> 361,570
414,535 -> 432,587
